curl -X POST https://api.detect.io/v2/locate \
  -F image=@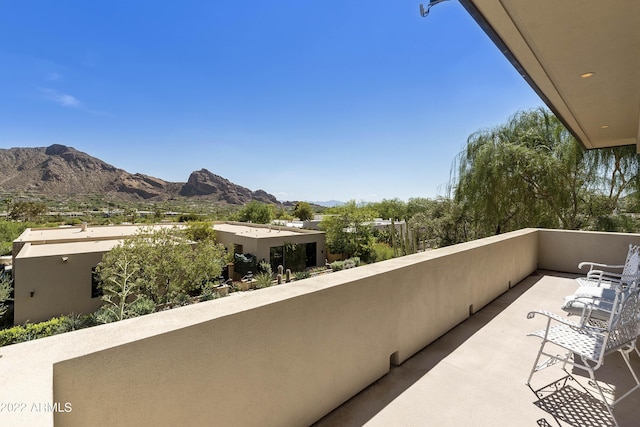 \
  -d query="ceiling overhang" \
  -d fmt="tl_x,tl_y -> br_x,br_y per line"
458,0 -> 640,151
